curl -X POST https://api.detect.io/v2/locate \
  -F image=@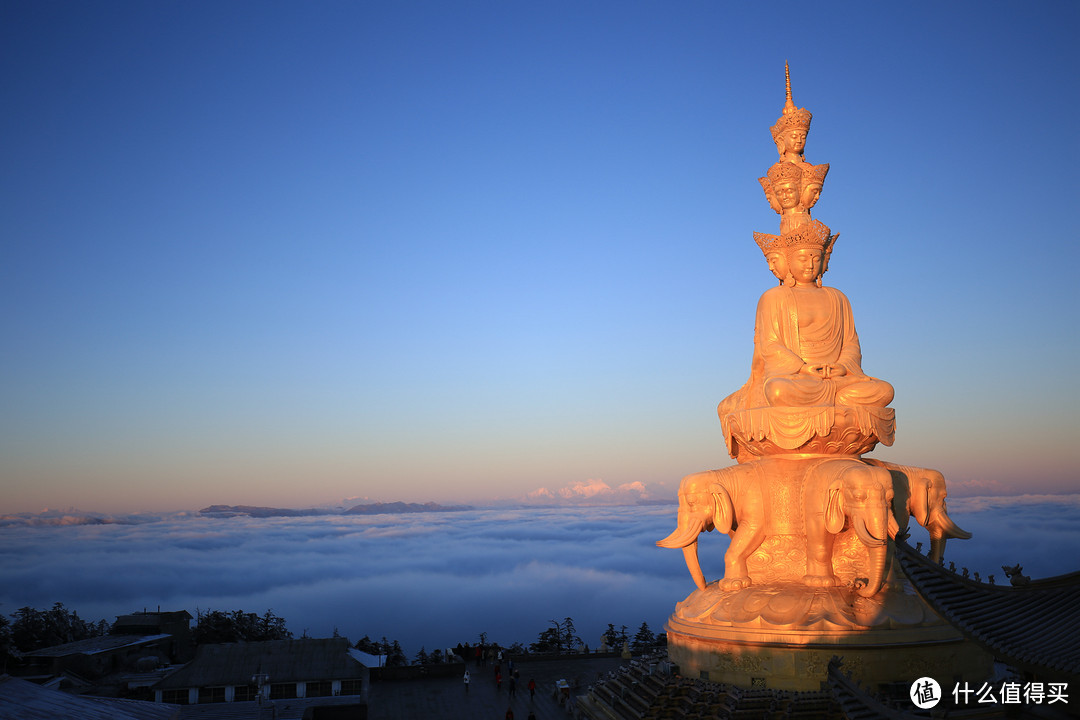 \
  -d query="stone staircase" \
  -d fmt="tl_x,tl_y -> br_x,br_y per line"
580,656 -> 842,720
